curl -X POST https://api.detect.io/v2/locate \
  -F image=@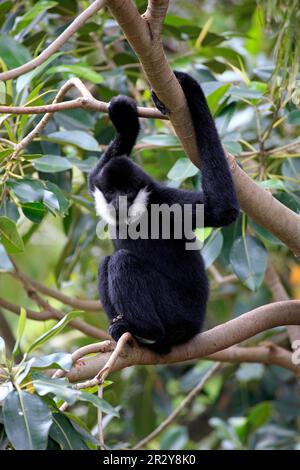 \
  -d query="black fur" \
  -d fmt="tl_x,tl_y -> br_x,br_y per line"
89,71 -> 239,354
